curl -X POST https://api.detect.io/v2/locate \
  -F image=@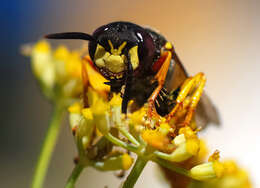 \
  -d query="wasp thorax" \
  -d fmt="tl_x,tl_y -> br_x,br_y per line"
94,40 -> 139,79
